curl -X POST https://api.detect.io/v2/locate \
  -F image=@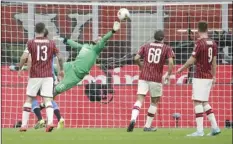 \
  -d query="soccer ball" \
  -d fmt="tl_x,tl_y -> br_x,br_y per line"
117,8 -> 130,21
